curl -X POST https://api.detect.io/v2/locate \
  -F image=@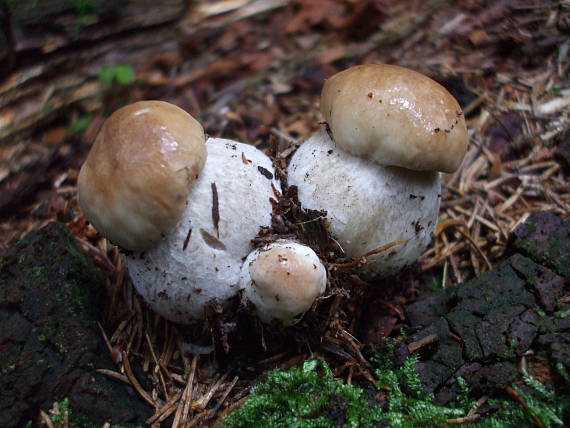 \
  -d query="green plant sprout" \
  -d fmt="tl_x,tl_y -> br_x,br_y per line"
428,276 -> 443,291
69,115 -> 92,134
73,0 -> 99,34
98,65 -> 136,87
